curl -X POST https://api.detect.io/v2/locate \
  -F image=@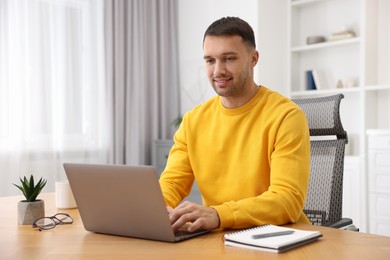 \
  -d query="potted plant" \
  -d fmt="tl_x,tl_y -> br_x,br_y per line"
171,115 -> 183,128
13,175 -> 47,225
